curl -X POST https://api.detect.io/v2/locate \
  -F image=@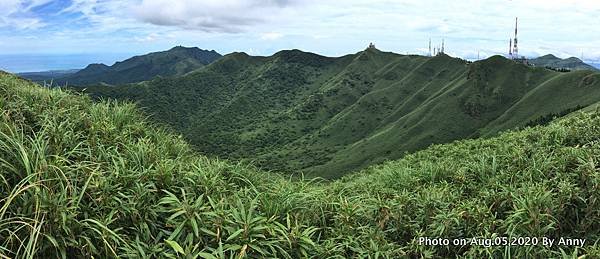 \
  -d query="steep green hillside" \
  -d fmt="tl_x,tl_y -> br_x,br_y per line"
2,71 -> 600,258
83,49 -> 600,178
529,54 -> 598,71
46,46 -> 222,85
